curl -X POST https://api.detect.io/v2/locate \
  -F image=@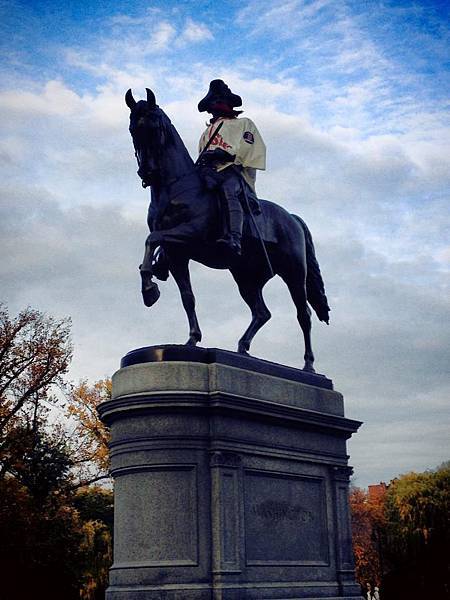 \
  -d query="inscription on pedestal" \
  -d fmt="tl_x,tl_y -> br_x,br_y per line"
251,500 -> 314,523
244,470 -> 329,566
